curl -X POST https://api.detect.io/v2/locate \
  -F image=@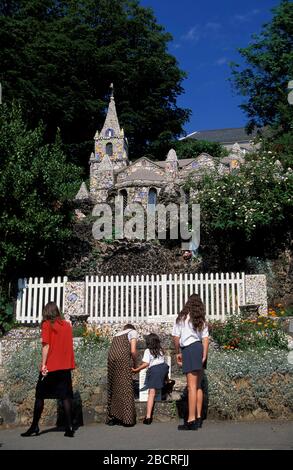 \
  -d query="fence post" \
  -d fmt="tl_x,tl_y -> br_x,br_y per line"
244,274 -> 268,315
16,278 -> 25,322
64,279 -> 86,320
